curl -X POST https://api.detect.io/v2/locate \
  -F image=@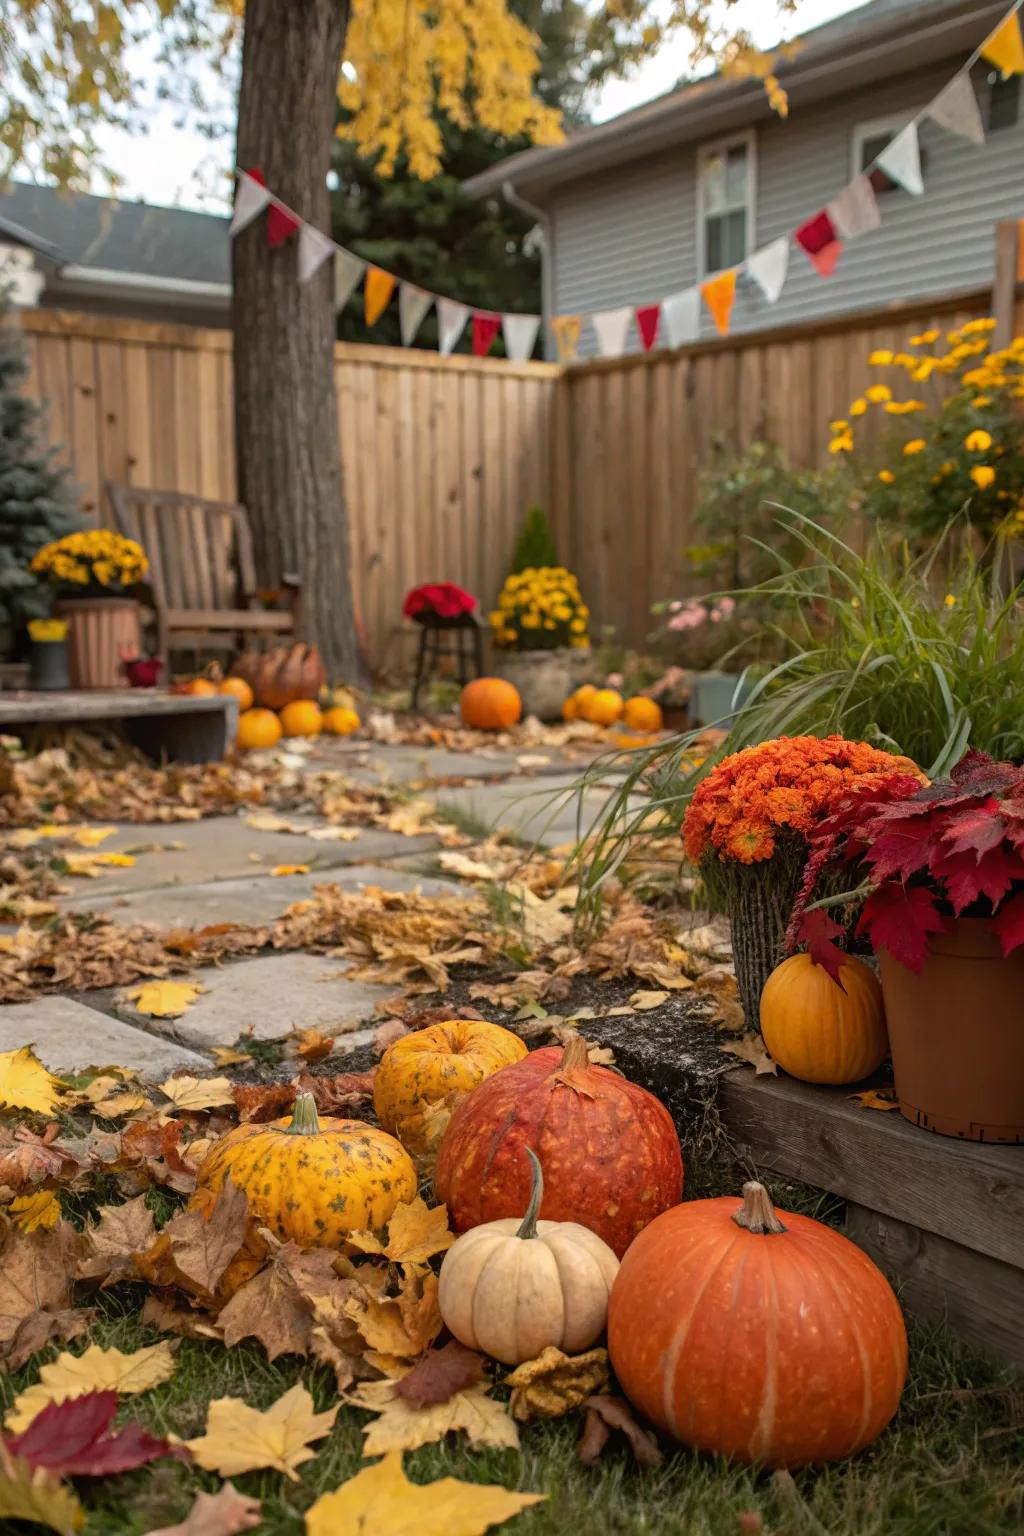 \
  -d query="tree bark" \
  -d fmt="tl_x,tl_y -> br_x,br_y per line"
232,0 -> 360,681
